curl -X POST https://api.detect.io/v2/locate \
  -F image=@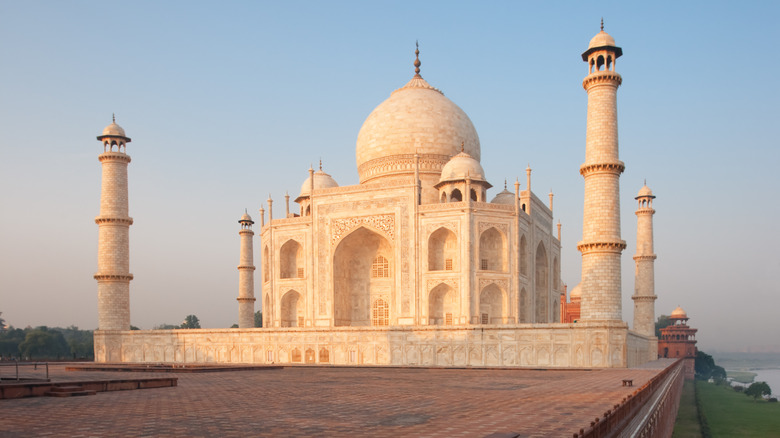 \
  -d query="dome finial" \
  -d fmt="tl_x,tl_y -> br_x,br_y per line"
461,141 -> 465,153
414,40 -> 421,77
112,113 -> 116,123
600,17 -> 604,31
319,158 -> 322,171
504,179 -> 507,190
